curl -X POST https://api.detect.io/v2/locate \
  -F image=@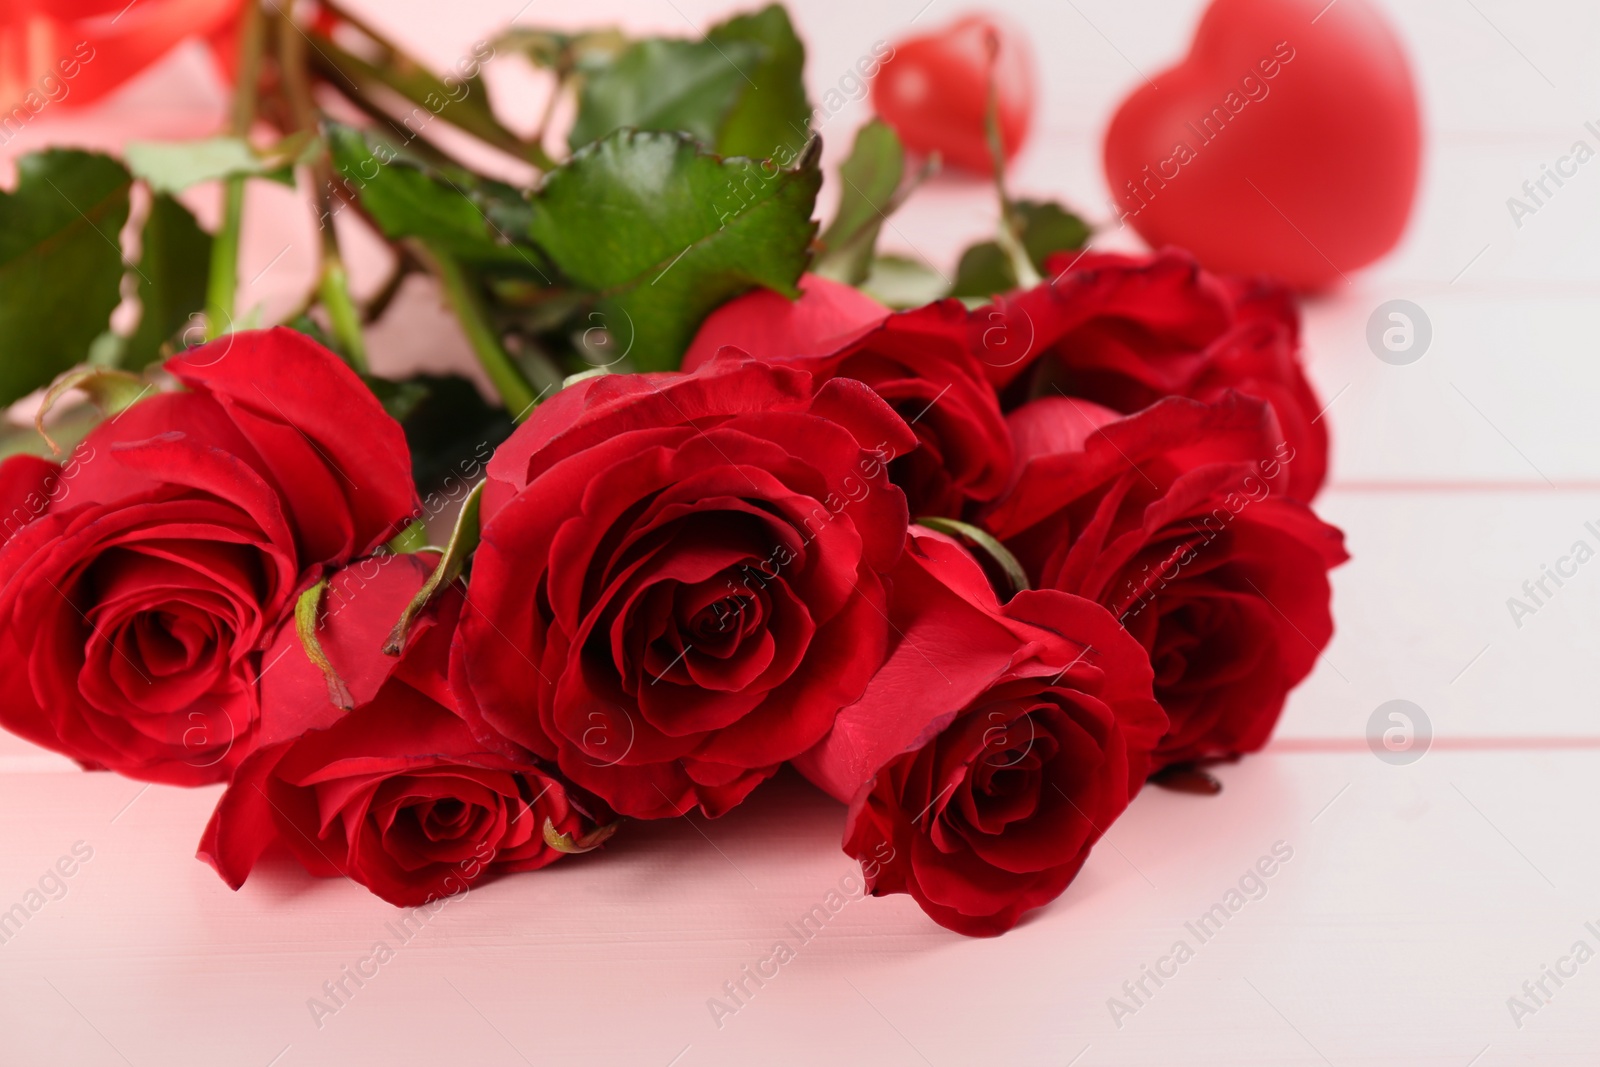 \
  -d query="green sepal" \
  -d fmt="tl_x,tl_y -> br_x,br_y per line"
383,481 -> 484,656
